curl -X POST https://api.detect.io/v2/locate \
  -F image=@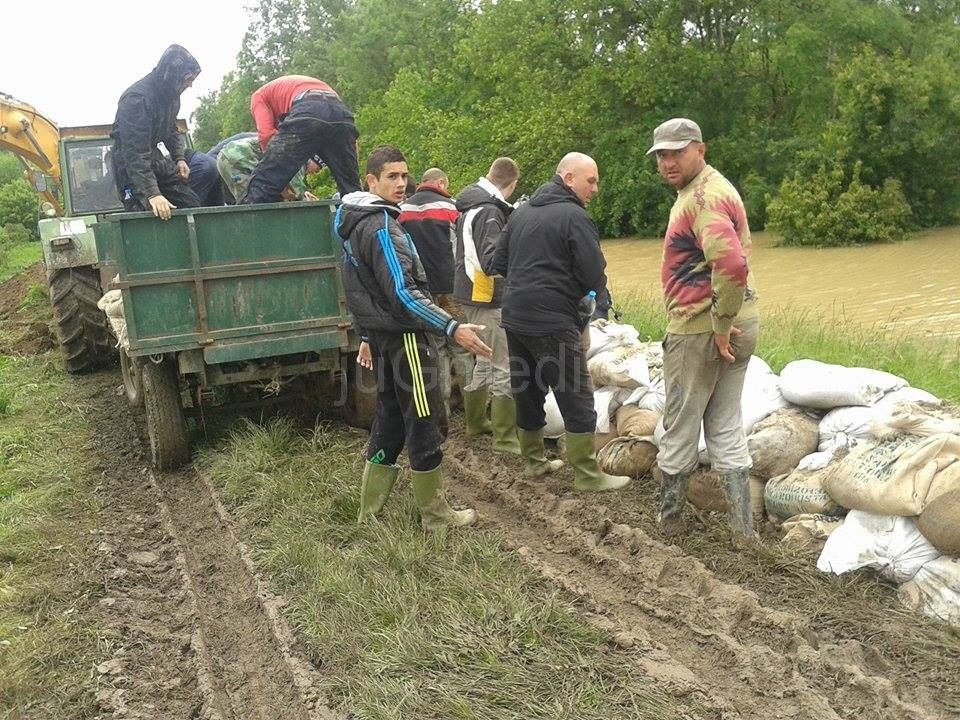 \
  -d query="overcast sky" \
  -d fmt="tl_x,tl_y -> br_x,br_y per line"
3,1 -> 254,128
